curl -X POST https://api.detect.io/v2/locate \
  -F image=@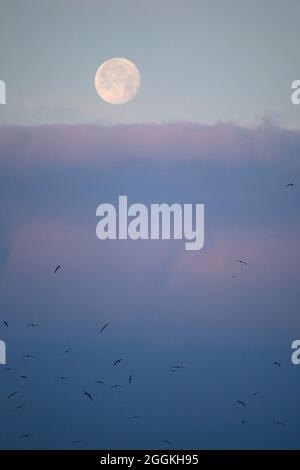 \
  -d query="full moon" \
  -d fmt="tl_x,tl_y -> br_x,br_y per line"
95,58 -> 141,105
